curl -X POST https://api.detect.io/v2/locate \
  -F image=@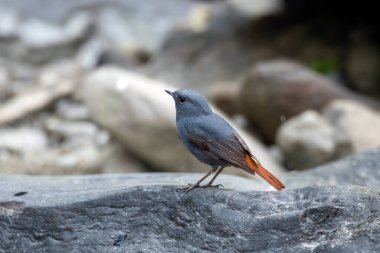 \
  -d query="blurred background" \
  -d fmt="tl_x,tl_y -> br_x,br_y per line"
0,0 -> 379,178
